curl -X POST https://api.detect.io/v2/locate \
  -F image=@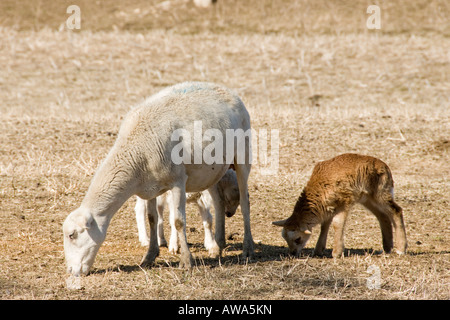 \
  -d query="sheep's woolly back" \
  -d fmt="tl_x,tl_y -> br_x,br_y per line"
117,81 -> 248,168
123,82 -> 244,140
136,82 -> 240,115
